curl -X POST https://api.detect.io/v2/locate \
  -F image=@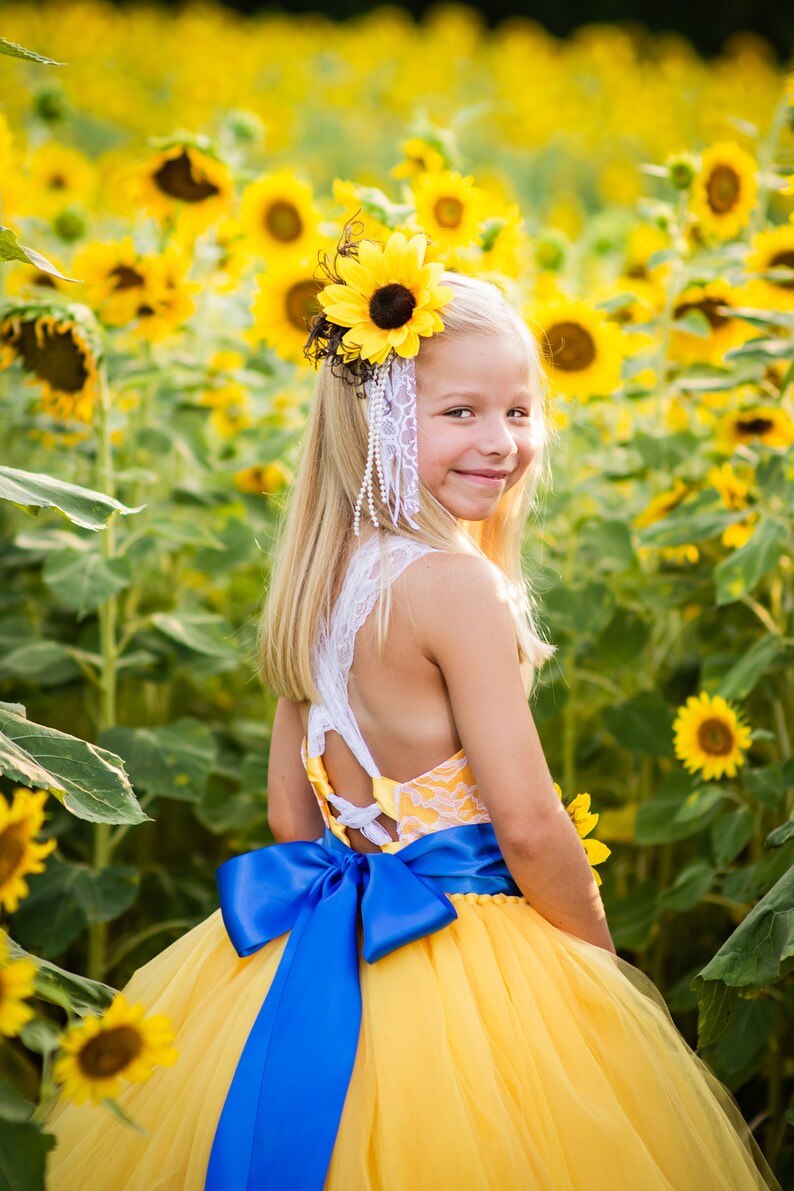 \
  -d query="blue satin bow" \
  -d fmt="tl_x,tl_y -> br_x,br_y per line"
205,822 -> 520,1191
